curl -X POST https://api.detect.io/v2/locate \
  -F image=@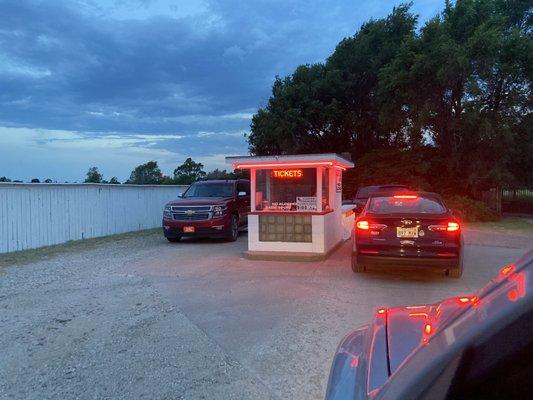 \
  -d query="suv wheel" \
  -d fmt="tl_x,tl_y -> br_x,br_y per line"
227,214 -> 239,242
